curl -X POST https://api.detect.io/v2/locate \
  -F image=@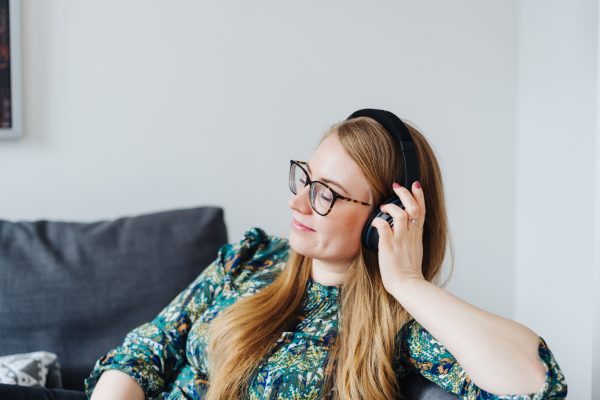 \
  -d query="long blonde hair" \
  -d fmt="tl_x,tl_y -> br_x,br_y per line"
205,116 -> 454,399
